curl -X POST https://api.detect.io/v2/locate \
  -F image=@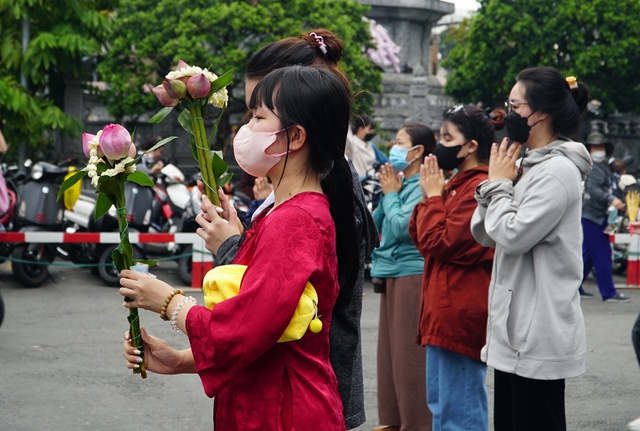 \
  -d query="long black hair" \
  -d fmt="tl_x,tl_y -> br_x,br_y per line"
516,66 -> 590,139
442,105 -> 505,164
249,65 -> 358,311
